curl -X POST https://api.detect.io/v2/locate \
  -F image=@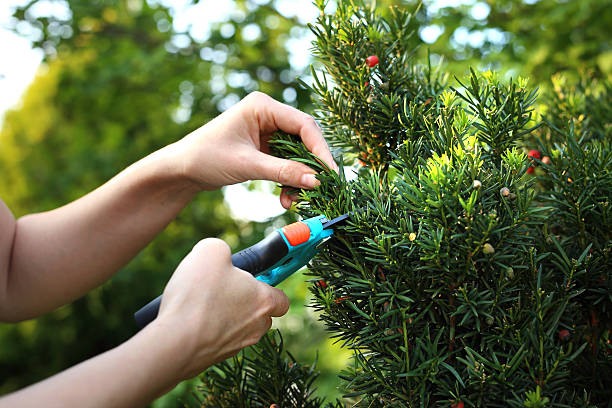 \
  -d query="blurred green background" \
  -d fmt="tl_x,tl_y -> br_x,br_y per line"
0,0 -> 609,406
